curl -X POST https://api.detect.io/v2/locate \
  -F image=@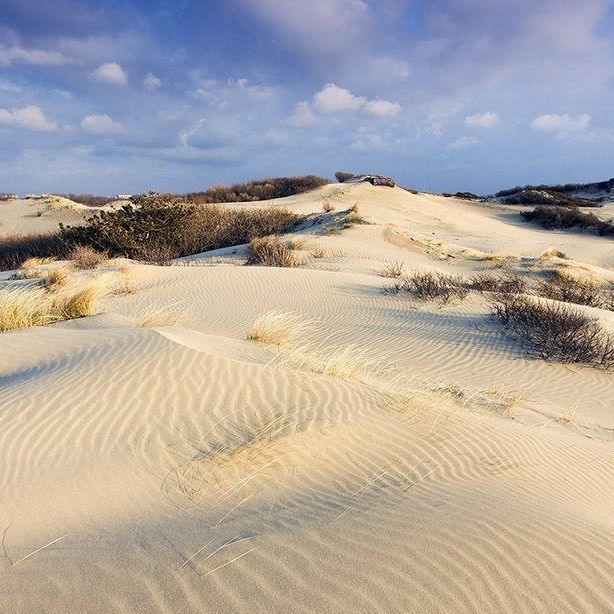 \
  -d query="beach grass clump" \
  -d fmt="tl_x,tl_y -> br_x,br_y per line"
0,282 -> 100,332
0,287 -> 51,331
491,293 -> 614,368
246,236 -> 299,267
247,310 -> 311,346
